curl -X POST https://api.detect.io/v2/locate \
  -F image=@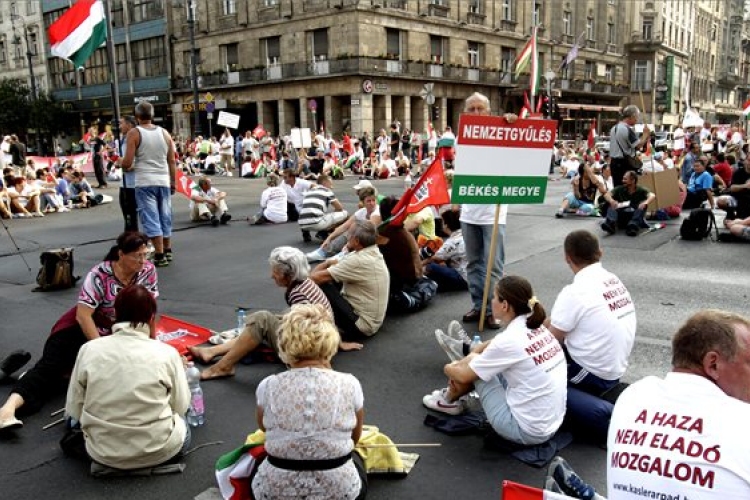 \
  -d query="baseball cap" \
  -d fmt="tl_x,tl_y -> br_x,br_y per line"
353,179 -> 373,190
